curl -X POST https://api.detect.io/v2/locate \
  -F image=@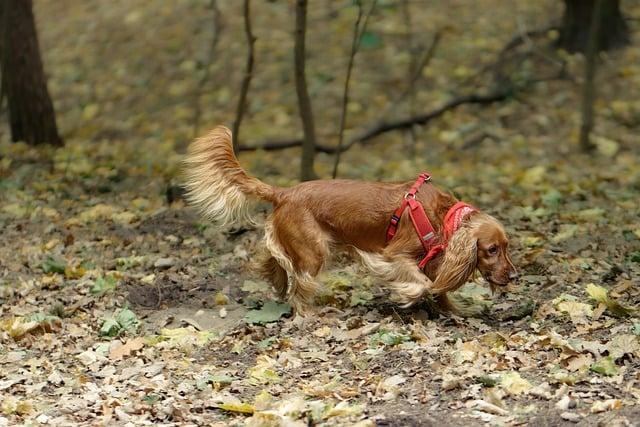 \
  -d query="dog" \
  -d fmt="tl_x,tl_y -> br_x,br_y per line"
183,126 -> 518,314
